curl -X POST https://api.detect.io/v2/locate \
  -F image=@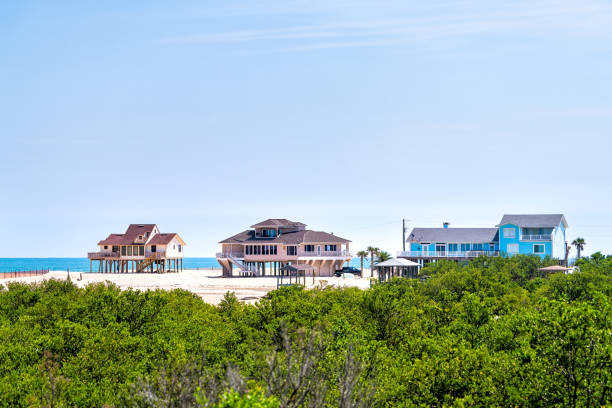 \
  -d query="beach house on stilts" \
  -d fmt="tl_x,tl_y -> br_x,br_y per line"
88,224 -> 186,273
217,219 -> 352,277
